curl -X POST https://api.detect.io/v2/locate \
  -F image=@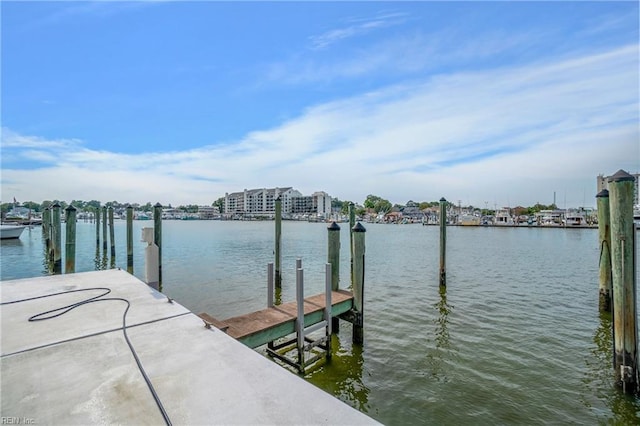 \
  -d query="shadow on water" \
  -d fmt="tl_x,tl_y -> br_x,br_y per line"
306,333 -> 371,414
423,286 -> 456,382
582,311 -> 640,423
